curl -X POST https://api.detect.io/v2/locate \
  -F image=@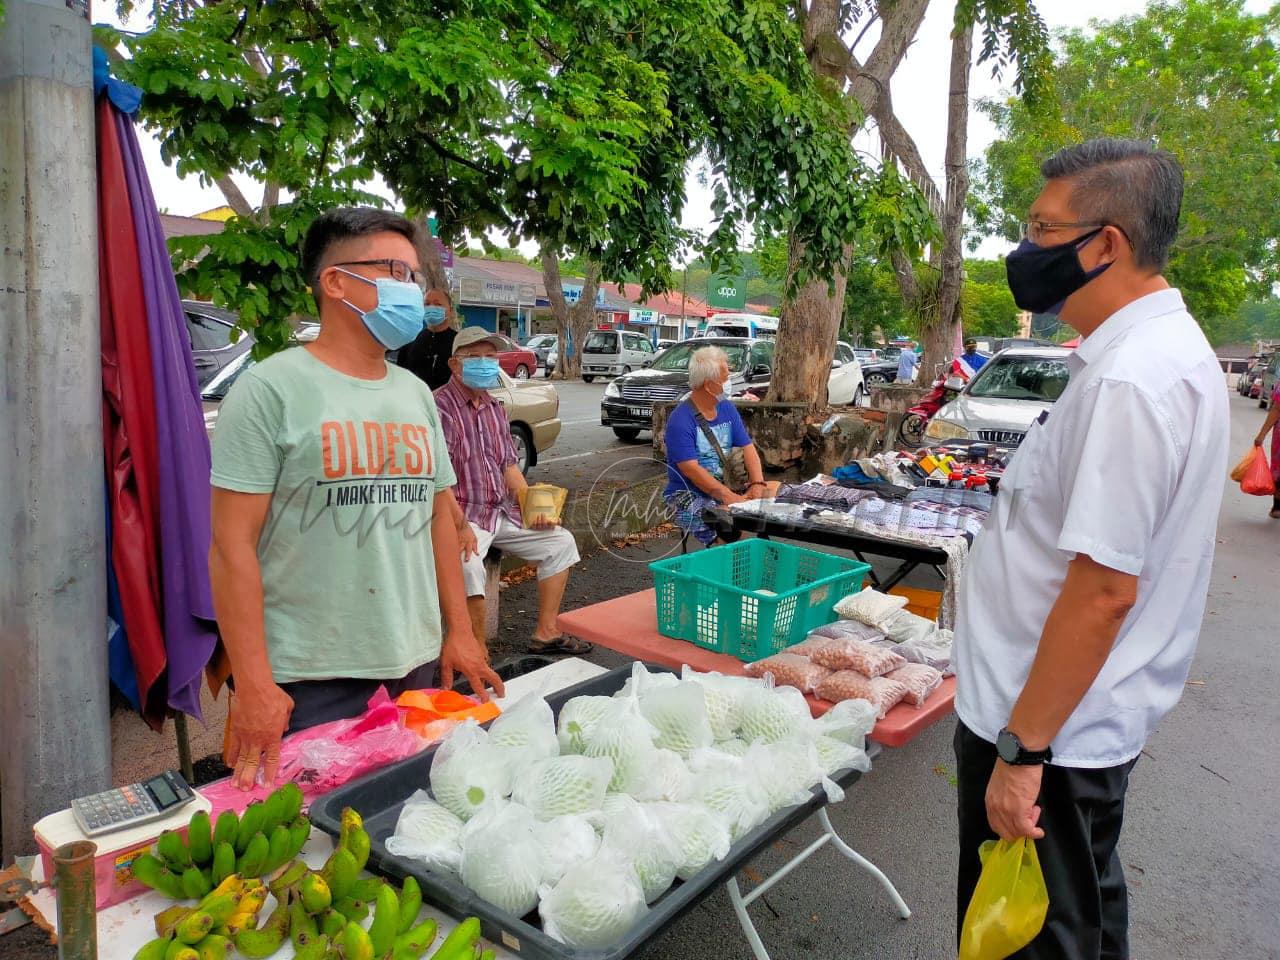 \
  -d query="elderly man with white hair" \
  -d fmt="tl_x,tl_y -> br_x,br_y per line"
662,345 -> 774,547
